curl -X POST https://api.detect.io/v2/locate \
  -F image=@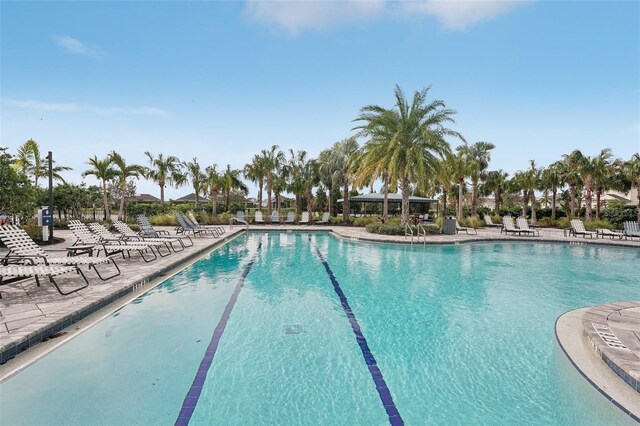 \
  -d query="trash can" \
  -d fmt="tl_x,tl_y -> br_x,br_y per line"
442,217 -> 457,235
